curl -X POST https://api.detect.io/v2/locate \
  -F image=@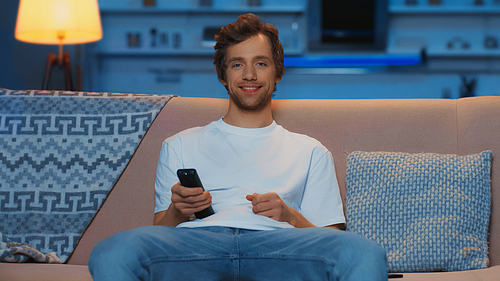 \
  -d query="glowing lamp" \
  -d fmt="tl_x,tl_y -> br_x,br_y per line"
15,0 -> 102,90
